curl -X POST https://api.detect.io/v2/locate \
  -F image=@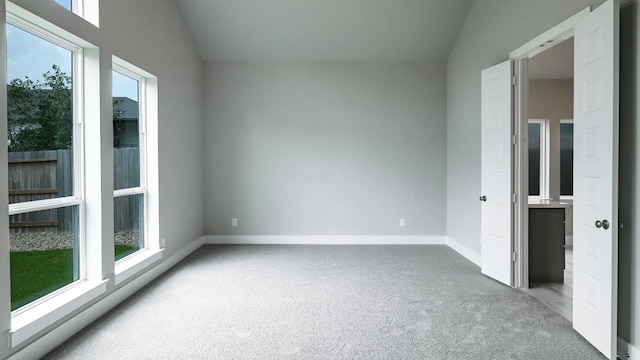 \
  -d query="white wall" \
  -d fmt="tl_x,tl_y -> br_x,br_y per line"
1,0 -> 204,358
203,62 -> 446,236
446,0 -> 639,352
100,0 -> 205,254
